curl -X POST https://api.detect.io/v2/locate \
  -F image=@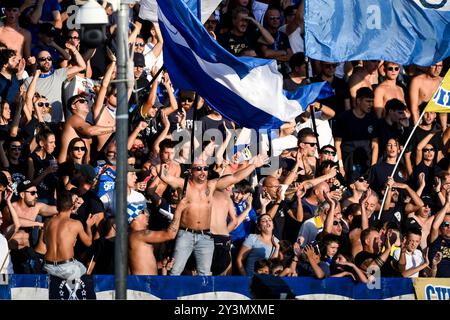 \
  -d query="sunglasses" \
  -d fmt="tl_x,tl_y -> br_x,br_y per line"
180,97 -> 194,103
304,142 -> 318,147
24,191 -> 38,196
206,20 -> 217,24
192,166 -> 209,172
357,177 -> 367,182
321,150 -> 336,156
441,222 -> 450,228
10,146 -> 21,151
38,56 -> 52,62
36,102 -> 50,107
387,66 -> 400,71
74,98 -> 88,104
72,146 -> 87,152
134,43 -> 145,47
423,148 -> 435,152
68,36 -> 79,40
269,16 -> 281,20
333,220 -> 342,226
